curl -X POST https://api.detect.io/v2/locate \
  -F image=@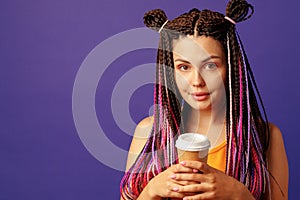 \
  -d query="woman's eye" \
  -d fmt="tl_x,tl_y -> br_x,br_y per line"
203,63 -> 217,70
178,65 -> 190,71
